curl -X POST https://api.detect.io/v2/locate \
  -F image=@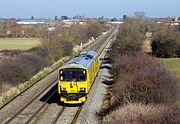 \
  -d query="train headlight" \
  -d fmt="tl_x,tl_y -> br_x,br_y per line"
61,88 -> 66,91
80,88 -> 86,91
